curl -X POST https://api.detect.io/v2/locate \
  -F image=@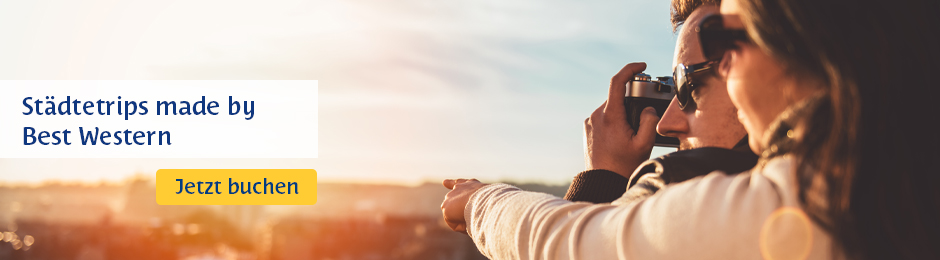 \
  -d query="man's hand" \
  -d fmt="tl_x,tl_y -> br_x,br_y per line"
441,178 -> 488,234
584,62 -> 660,178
